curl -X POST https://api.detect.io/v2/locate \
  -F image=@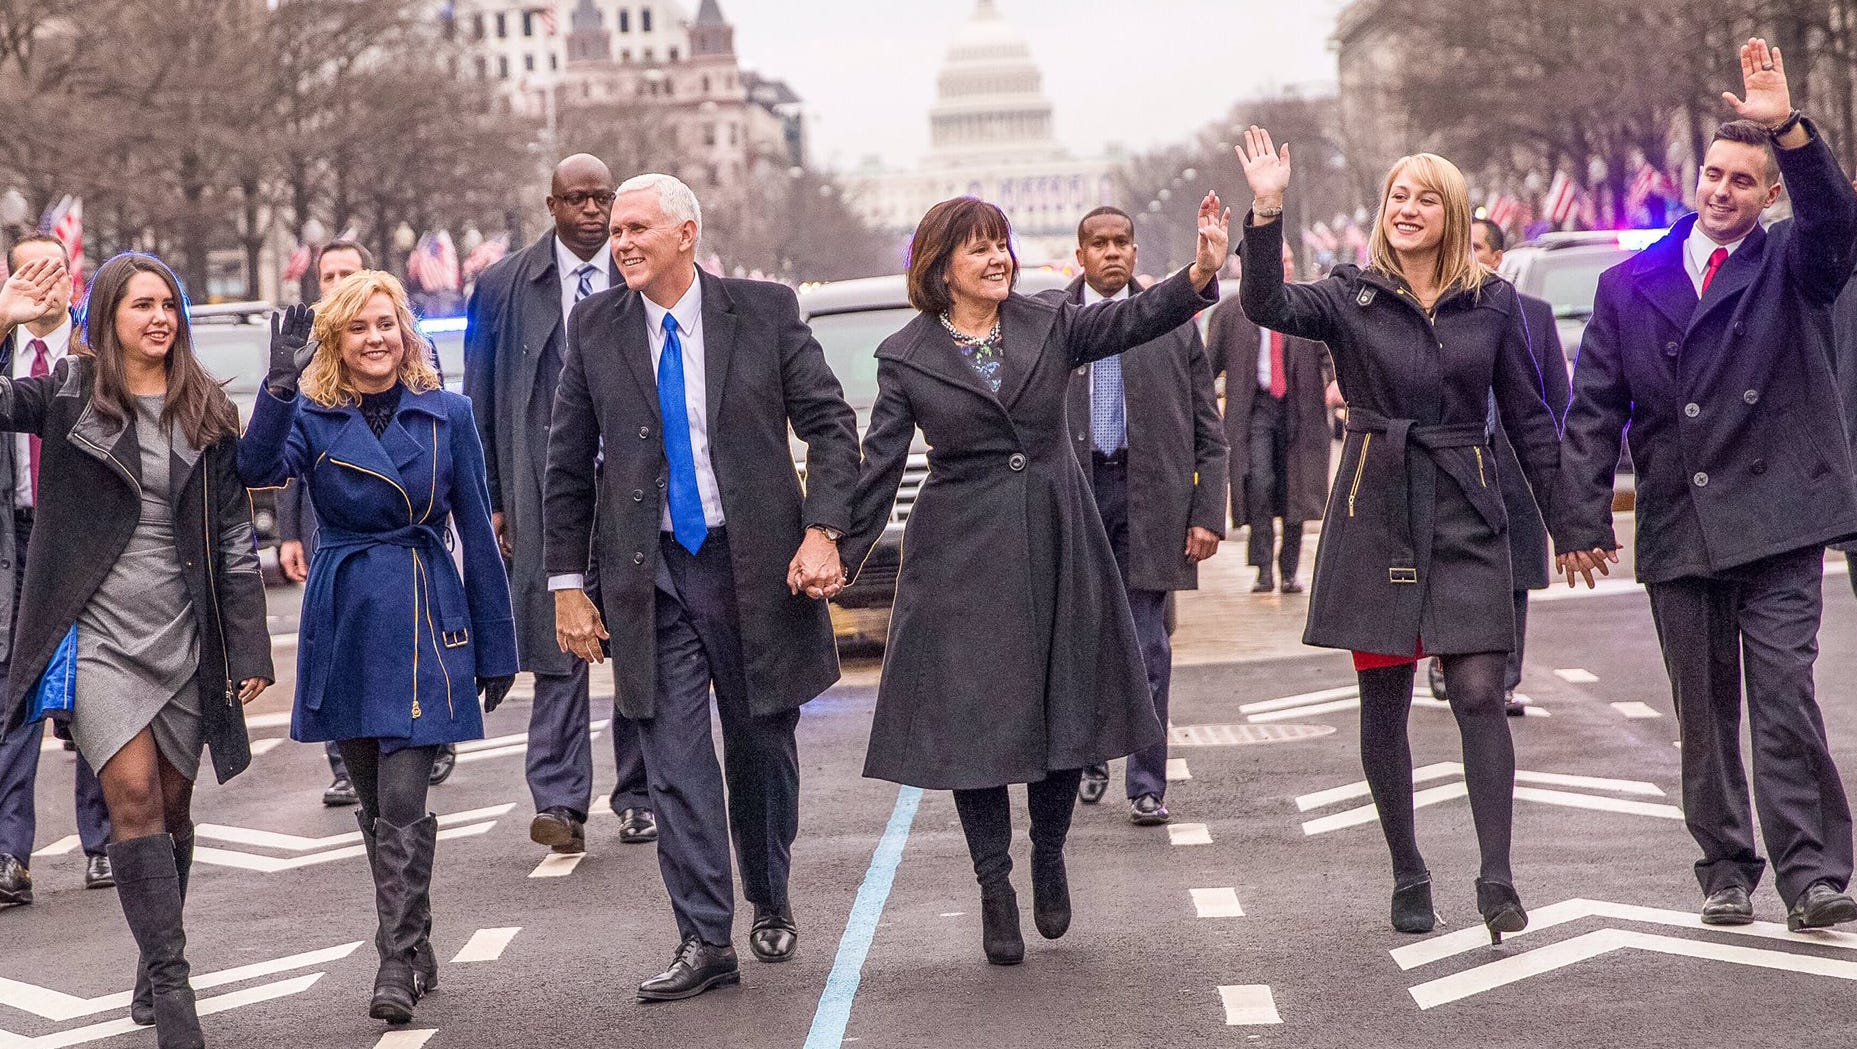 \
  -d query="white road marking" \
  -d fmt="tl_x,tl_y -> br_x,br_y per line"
1511,770 -> 1665,796
1612,701 -> 1664,719
249,738 -> 284,756
938,912 -> 965,918
38,737 -> 60,753
1296,762 -> 1463,812
196,804 -> 515,851
451,927 -> 521,963
31,835 -> 81,858
1165,758 -> 1191,782
372,1030 -> 439,1049
1218,984 -> 1281,1025
244,711 -> 292,730
0,943 -> 359,1021
1238,685 -> 1359,715
1168,823 -> 1212,846
1248,697 -> 1359,723
455,720 -> 609,764
530,853 -> 585,878
1511,786 -> 1682,820
1191,887 -> 1245,918
1555,668 -> 1600,683
196,823 -> 497,872
1302,783 -> 1468,836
